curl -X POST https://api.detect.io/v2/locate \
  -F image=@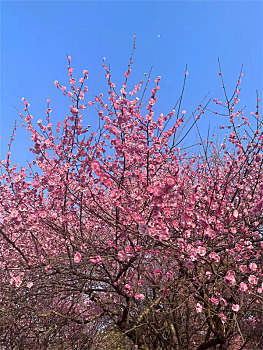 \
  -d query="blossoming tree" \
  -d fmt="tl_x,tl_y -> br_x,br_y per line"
0,38 -> 262,349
